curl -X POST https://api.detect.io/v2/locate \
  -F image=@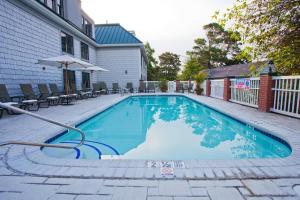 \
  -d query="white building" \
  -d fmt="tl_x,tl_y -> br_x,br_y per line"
0,0 -> 147,96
